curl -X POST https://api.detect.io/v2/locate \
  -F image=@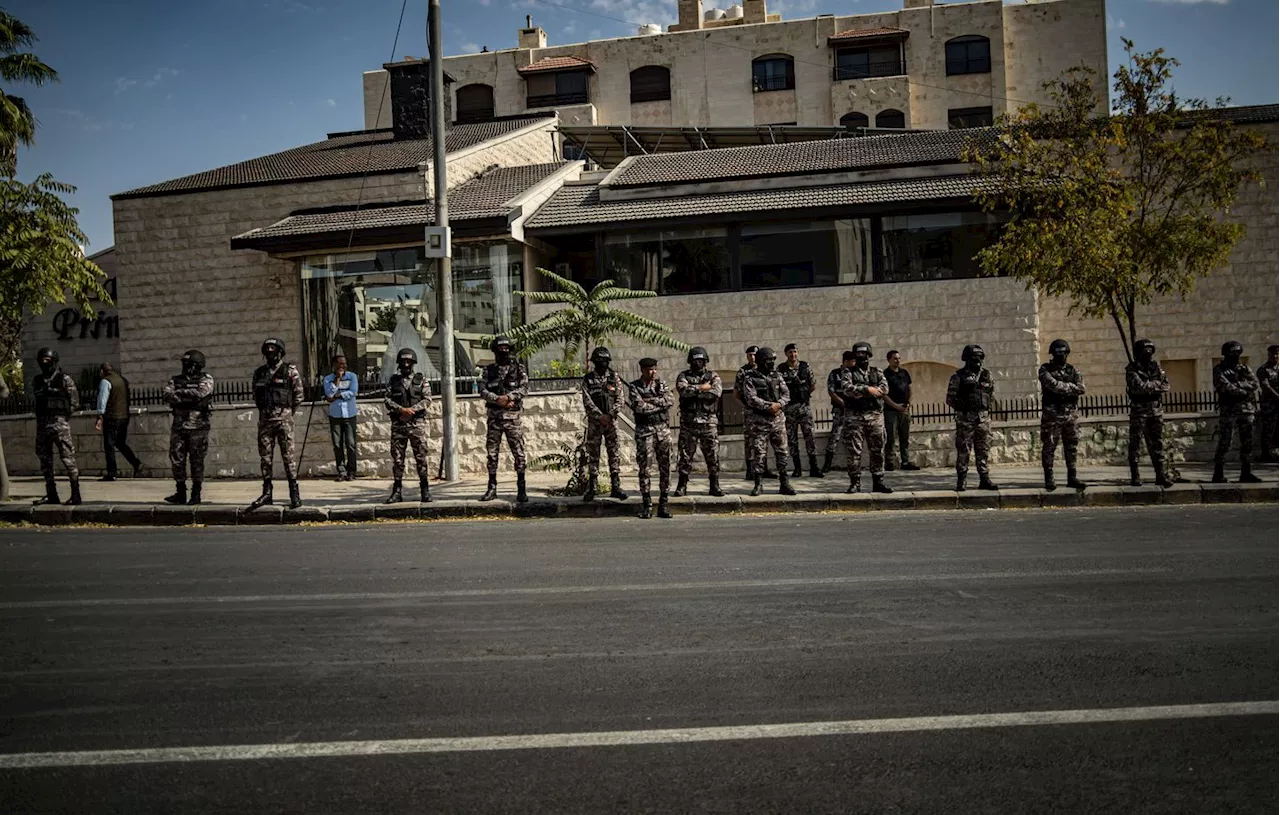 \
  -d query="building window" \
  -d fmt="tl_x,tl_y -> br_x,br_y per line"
752,54 -> 795,93
603,228 -> 731,295
878,212 -> 1005,283
948,106 -> 993,129
833,45 -> 903,81
630,65 -> 671,103
455,84 -> 495,124
1161,359 -> 1197,393
875,109 -> 905,129
740,219 -> 872,289
526,71 -> 590,108
945,36 -> 991,76
840,111 -> 870,130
